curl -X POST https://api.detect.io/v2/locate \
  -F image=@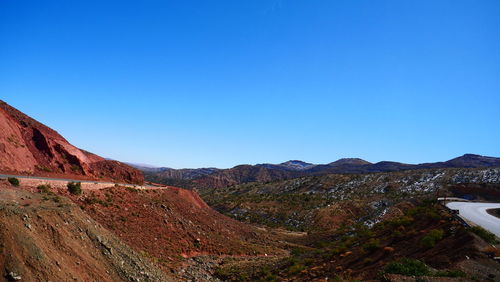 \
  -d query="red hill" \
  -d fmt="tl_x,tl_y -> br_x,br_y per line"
0,100 -> 143,184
